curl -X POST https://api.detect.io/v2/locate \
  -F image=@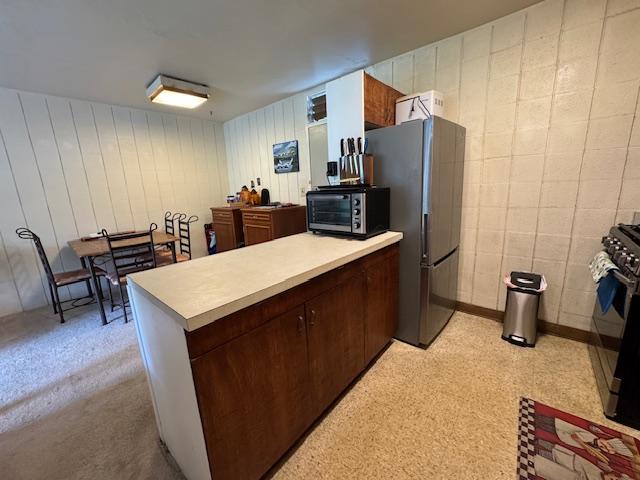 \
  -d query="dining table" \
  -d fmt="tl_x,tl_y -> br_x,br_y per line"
68,231 -> 179,325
